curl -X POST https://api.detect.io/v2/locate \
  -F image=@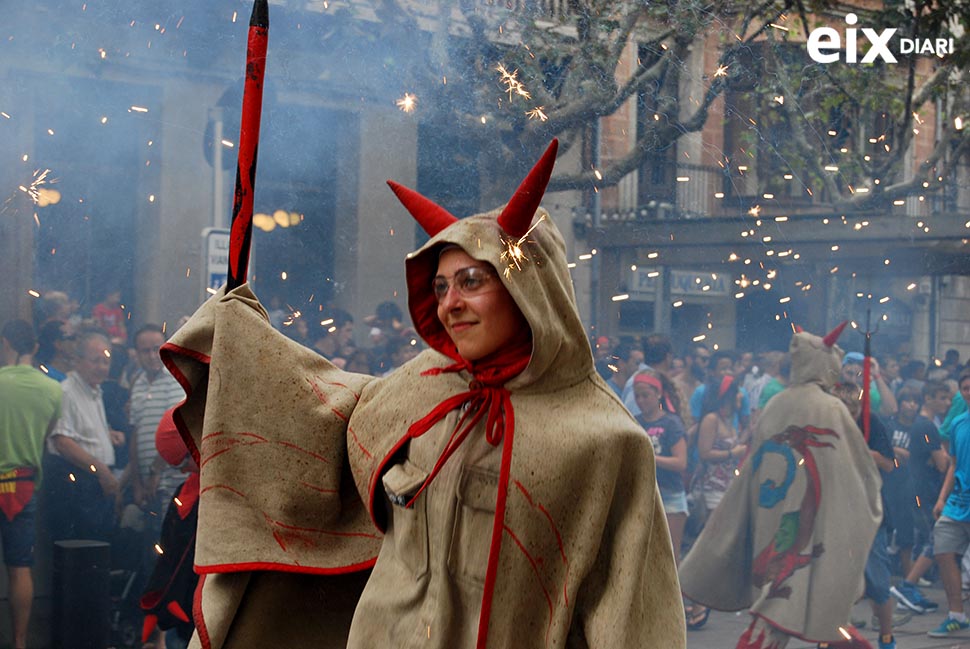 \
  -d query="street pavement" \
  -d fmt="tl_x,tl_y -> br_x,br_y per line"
686,584 -> 970,648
